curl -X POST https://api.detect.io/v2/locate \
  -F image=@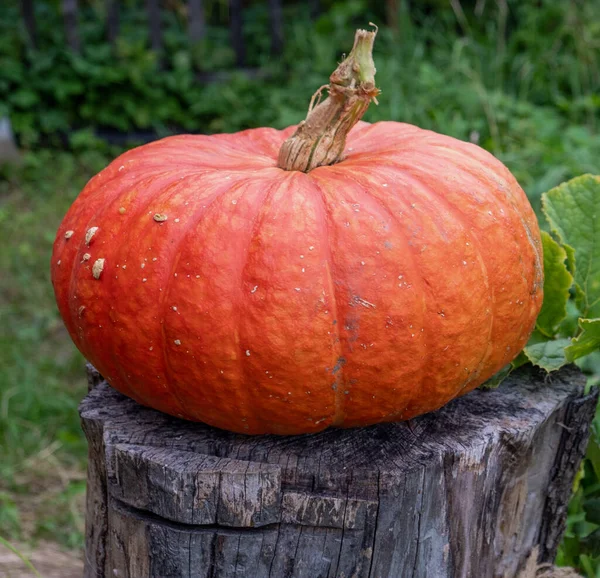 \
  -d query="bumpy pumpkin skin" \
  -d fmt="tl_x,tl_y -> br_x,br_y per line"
51,121 -> 543,434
